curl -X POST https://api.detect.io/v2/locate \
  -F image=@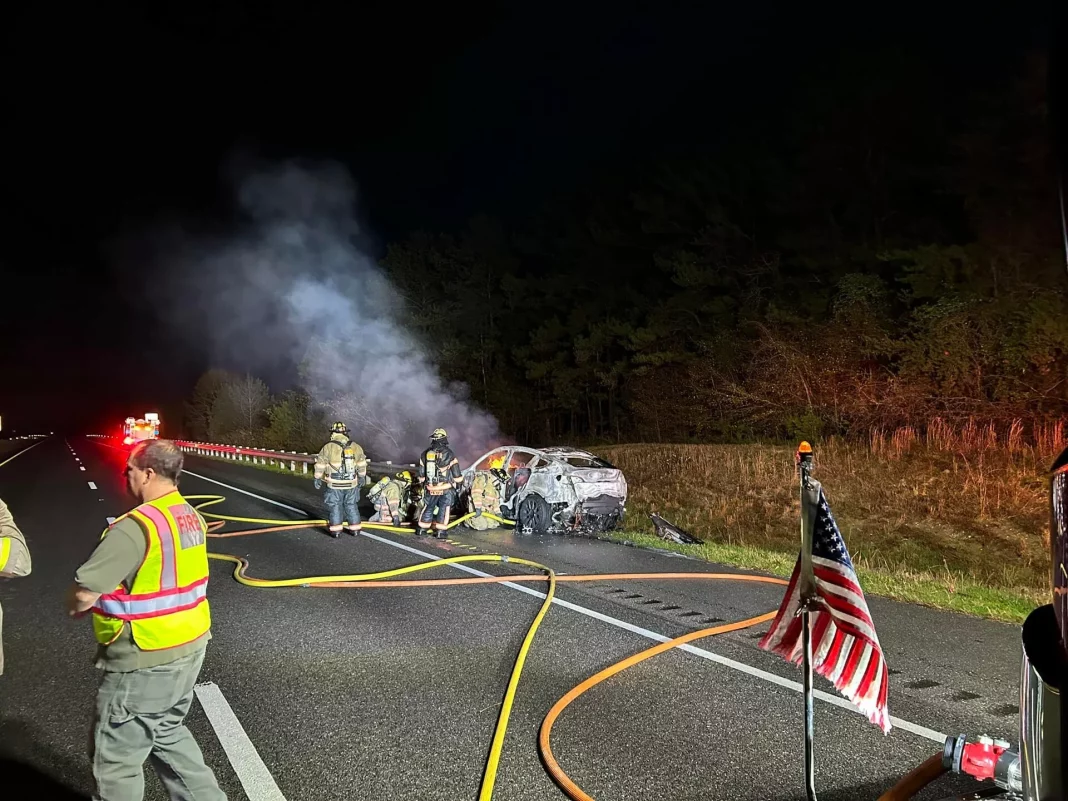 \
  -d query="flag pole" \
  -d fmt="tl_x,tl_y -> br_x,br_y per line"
796,441 -> 818,801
